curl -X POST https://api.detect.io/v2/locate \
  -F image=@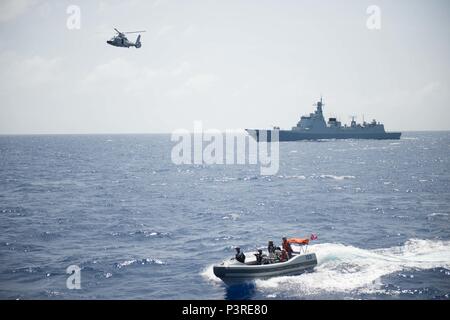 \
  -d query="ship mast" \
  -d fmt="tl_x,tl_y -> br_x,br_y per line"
313,95 -> 324,114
